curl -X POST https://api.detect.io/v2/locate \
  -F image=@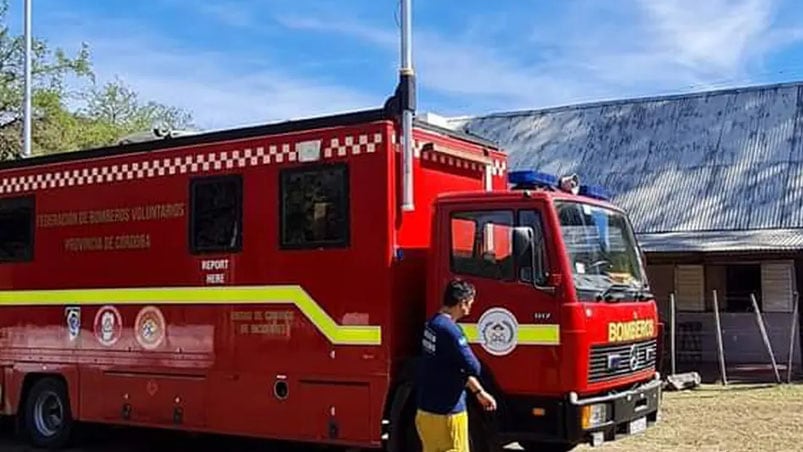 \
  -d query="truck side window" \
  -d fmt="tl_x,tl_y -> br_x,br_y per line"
280,163 -> 349,249
518,210 -> 549,286
450,210 -> 514,280
190,175 -> 243,254
0,196 -> 34,263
